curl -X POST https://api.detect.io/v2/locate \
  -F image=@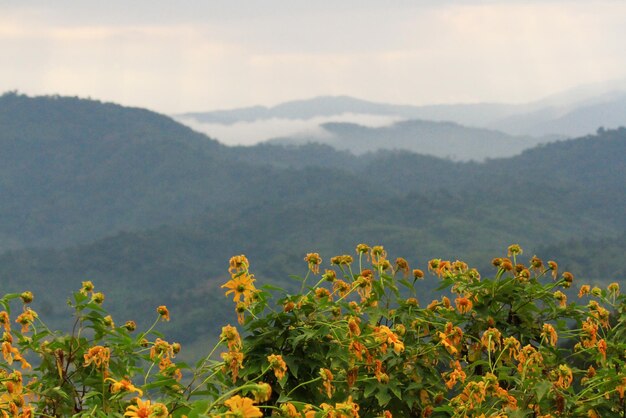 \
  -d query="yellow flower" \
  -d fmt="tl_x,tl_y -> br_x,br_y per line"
252,382 -> 272,403
222,274 -> 256,304
267,354 -> 288,380
108,378 -> 143,397
223,395 -> 263,418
